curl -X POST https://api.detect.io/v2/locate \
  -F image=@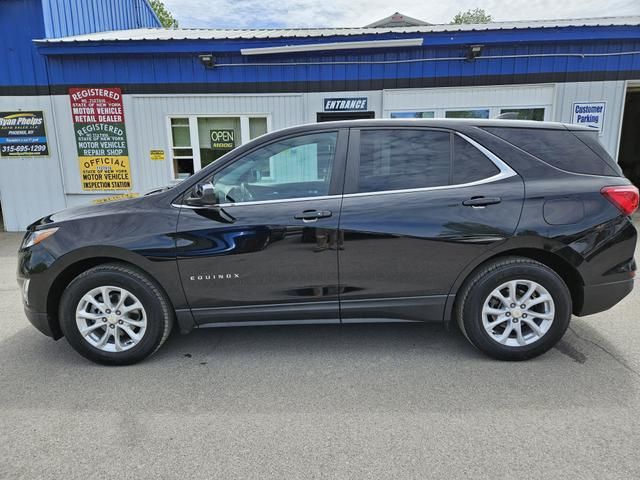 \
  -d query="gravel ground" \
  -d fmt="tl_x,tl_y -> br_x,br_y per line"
1,228 -> 639,479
